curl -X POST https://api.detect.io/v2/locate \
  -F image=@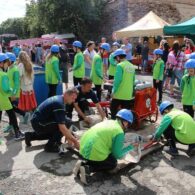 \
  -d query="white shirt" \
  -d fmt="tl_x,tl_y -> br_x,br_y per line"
18,63 -> 34,91
83,49 -> 96,69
